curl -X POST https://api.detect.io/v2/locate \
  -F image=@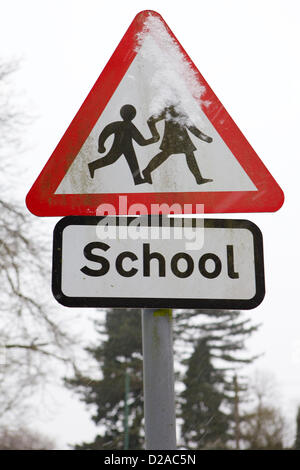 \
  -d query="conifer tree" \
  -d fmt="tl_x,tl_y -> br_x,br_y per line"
225,374 -> 248,449
177,309 -> 259,449
180,337 -> 229,449
67,308 -> 144,450
67,308 -> 258,449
